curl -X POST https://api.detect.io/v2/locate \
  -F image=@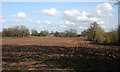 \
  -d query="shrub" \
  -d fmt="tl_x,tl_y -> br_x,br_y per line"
104,33 -> 111,44
109,30 -> 118,45
81,22 -> 119,45
94,27 -> 105,44
118,24 -> 120,45
0,32 -> 2,37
